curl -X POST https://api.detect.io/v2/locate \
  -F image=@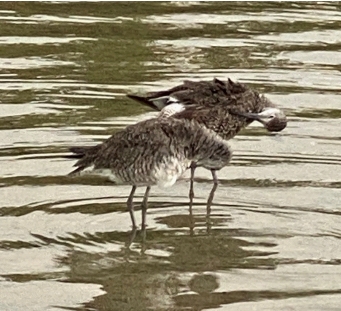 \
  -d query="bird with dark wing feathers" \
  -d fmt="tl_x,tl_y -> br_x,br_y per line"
127,78 -> 287,134
127,77 -> 287,203
67,103 -> 232,230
